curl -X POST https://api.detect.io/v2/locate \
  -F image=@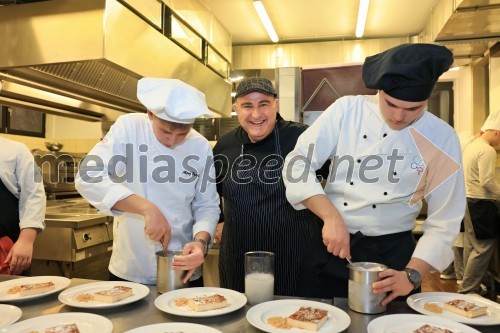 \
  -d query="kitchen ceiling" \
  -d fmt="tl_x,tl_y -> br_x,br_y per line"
200,0 -> 442,45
